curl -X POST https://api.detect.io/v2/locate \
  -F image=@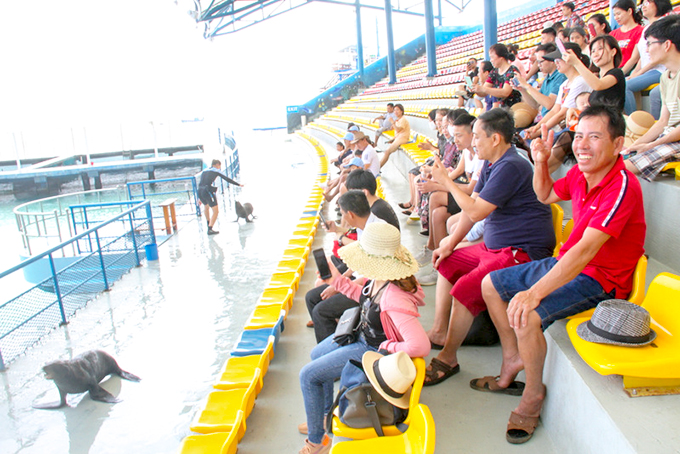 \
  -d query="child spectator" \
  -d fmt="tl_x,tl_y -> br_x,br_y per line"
567,92 -> 591,130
